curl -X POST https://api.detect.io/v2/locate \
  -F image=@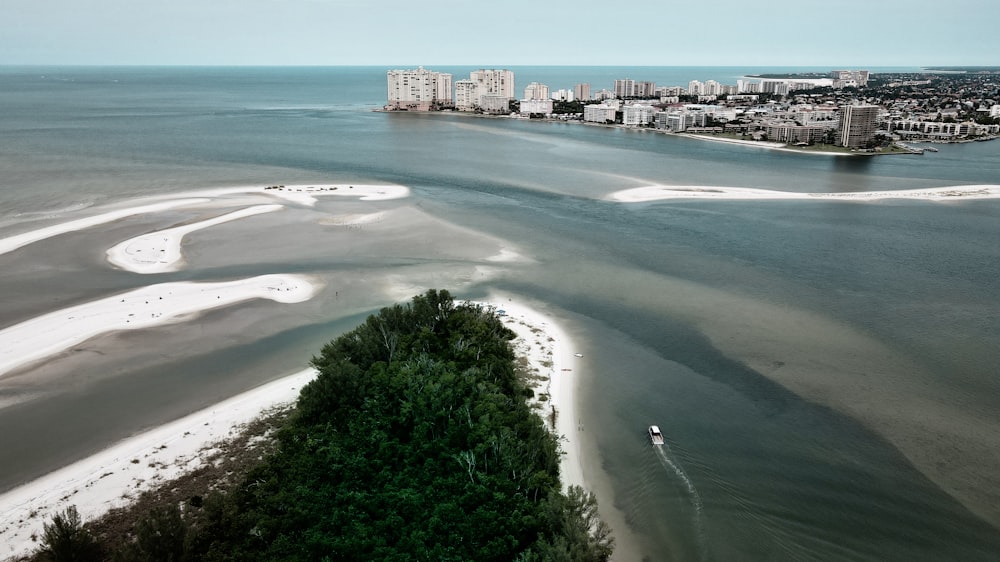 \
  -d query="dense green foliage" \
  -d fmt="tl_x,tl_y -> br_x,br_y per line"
84,289 -> 612,561
37,506 -> 103,562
